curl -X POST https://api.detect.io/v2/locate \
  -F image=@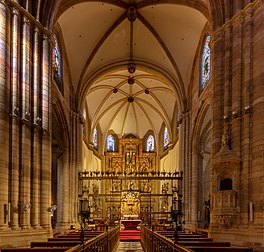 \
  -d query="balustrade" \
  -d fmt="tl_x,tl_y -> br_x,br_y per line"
66,226 -> 119,252
141,226 -> 192,252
